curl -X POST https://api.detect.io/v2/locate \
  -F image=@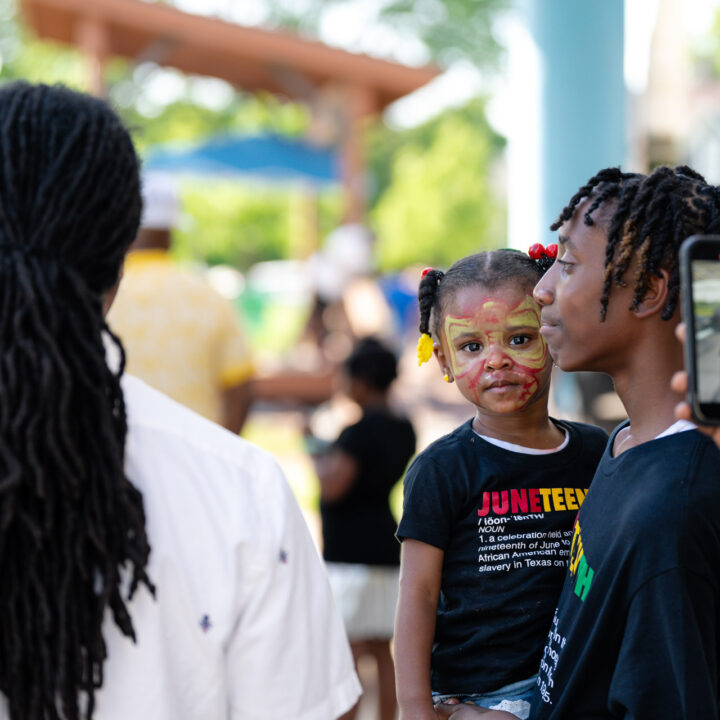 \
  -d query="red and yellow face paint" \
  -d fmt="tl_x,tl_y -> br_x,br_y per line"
441,286 -> 550,413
